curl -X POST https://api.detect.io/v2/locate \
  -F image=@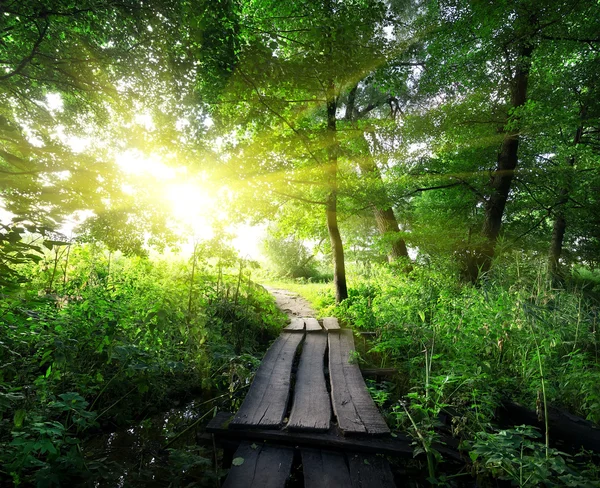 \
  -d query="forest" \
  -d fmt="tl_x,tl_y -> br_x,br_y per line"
1,0 -> 599,486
